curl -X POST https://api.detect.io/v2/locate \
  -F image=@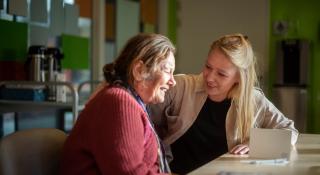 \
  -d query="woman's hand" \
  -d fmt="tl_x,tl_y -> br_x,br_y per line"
229,144 -> 249,155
